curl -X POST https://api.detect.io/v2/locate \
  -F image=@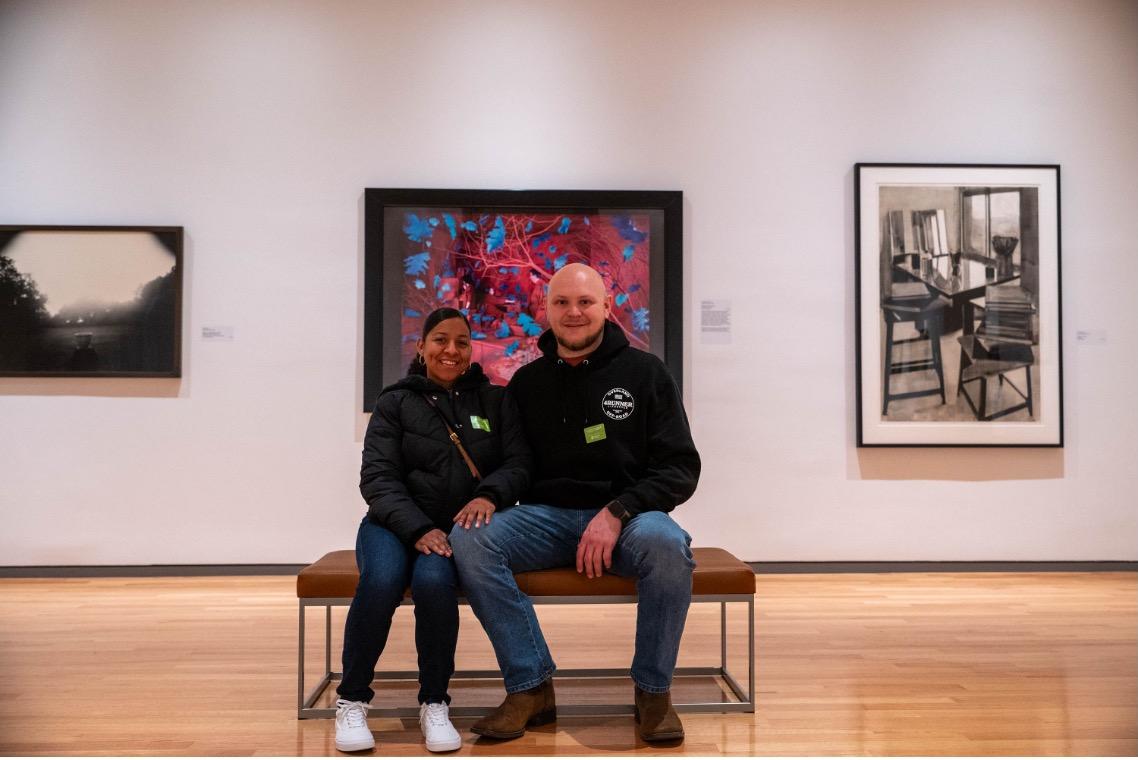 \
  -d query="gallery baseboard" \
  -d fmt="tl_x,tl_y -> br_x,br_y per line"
0,560 -> 1133,578
0,564 -> 306,578
749,561 -> 1136,573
